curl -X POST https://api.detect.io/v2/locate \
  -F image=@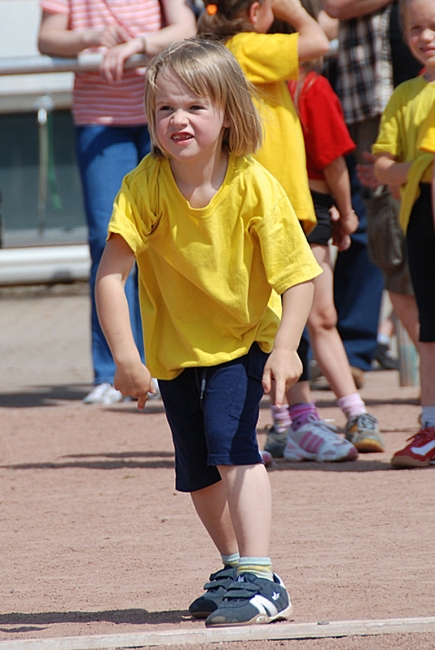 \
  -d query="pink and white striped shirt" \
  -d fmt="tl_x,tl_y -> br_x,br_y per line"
40,0 -> 162,125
